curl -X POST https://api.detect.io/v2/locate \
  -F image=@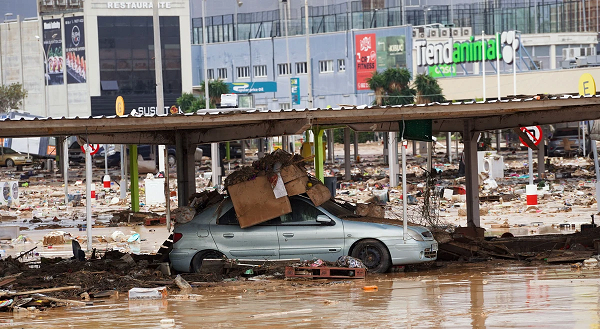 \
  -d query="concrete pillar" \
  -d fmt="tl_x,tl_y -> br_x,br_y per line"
537,136 -> 545,179
550,44 -> 556,70
495,130 -> 501,151
383,132 -> 389,165
463,120 -> 481,228
354,131 -> 359,161
258,139 -> 265,158
344,128 -> 351,180
327,130 -> 333,162
176,132 -> 196,207
388,132 -> 399,187
412,140 -> 417,155
427,141 -> 432,173
241,139 -> 246,164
